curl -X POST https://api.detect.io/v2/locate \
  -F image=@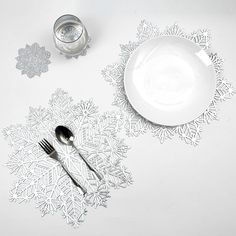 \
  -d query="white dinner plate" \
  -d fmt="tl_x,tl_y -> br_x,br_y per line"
124,36 -> 216,126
